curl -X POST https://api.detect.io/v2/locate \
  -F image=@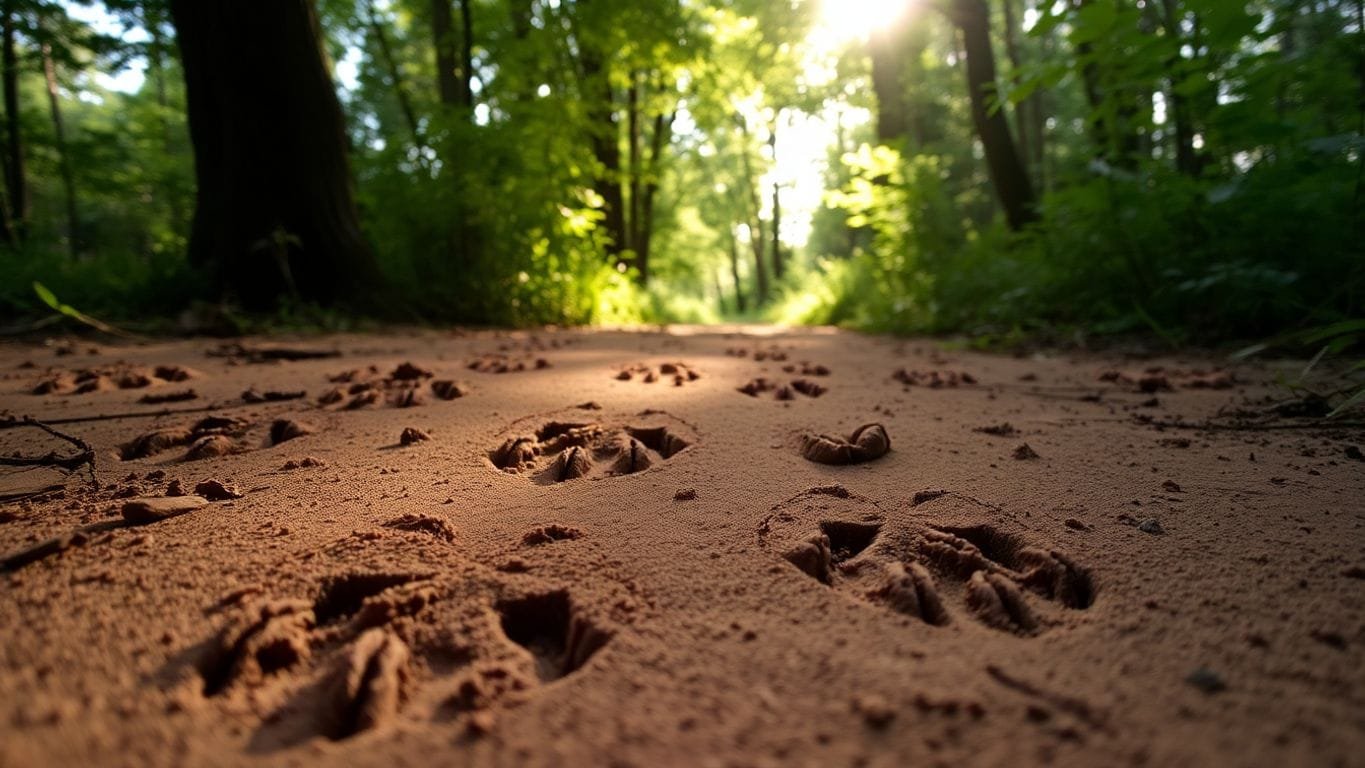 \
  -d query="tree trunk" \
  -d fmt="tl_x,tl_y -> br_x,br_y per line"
365,0 -> 427,160
458,0 -> 474,109
952,0 -> 1037,230
636,106 -> 673,286
3,3 -> 26,241
1000,0 -> 1034,178
576,44 -> 627,262
431,0 -> 461,108
728,226 -> 746,313
143,3 -> 186,232
41,42 -> 79,259
868,2 -> 914,144
626,72 -> 641,260
1158,0 -> 1199,175
768,118 -> 783,281
736,116 -> 768,303
169,0 -> 380,309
